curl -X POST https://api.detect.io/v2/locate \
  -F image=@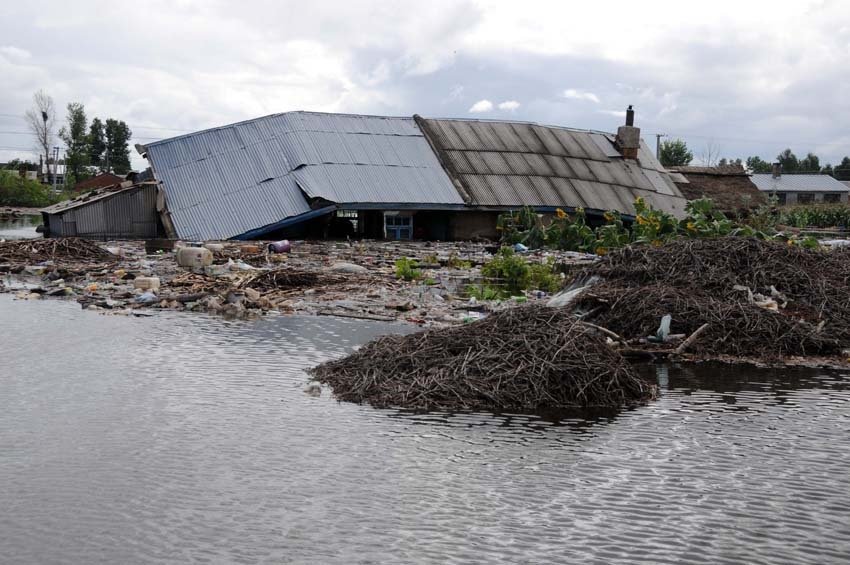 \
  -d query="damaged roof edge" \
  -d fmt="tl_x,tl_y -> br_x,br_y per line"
231,205 -> 338,240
